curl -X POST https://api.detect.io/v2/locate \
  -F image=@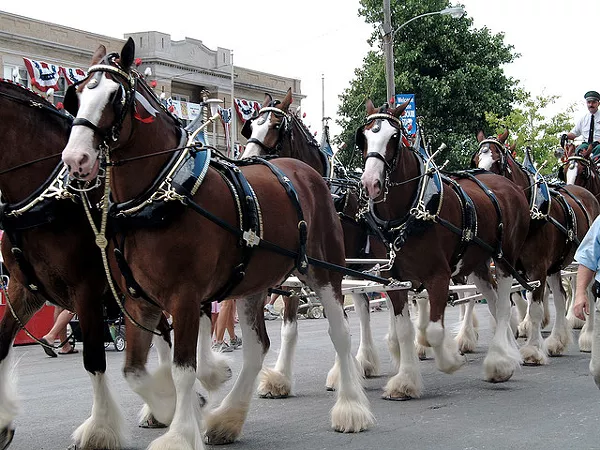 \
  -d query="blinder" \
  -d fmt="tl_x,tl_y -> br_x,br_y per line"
63,84 -> 79,116
241,117 -> 253,139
